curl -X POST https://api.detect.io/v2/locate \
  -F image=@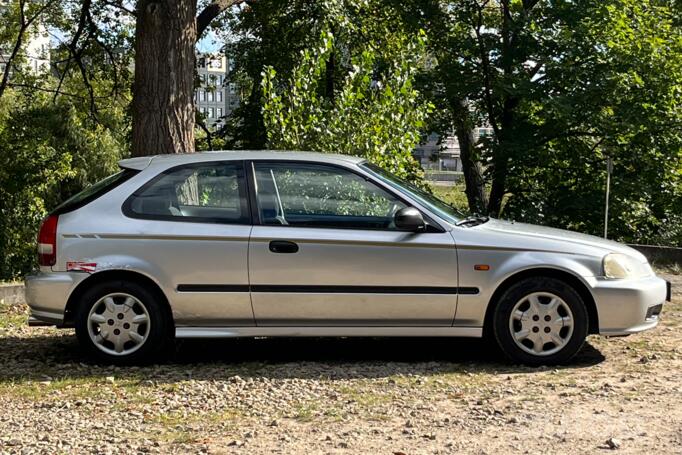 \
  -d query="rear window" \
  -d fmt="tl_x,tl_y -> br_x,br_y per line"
51,169 -> 138,215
